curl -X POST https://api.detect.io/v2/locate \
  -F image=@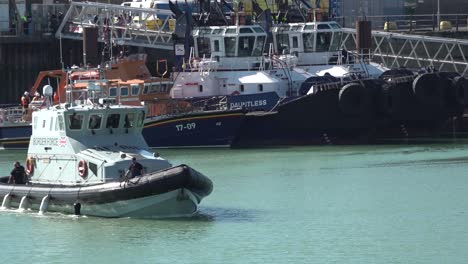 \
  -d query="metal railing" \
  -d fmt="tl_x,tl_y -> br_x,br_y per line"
0,4 -> 69,37
333,14 -> 468,32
